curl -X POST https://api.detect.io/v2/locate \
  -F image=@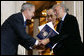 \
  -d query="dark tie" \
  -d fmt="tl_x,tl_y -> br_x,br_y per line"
56,20 -> 64,33
24,21 -> 27,29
